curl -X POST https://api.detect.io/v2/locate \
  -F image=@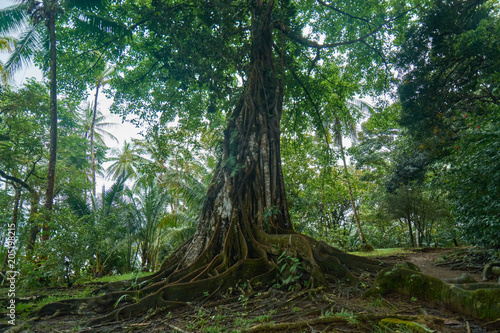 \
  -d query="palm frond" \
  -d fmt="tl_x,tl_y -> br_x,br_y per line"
106,141 -> 149,180
75,12 -> 131,38
4,25 -> 44,73
0,63 -> 9,87
0,4 -> 28,35
159,165 -> 209,212
80,102 -> 119,144
66,192 -> 92,217
0,37 -> 17,52
347,99 -> 372,116
159,212 -> 198,230
63,0 -> 109,11
102,175 -> 127,213
160,224 -> 197,248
